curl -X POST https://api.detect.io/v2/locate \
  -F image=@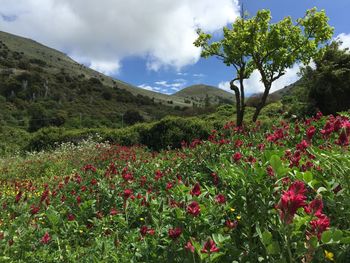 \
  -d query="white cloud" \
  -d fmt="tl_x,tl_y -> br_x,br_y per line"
218,81 -> 232,93
155,80 -> 186,89
0,0 -> 239,75
138,84 -> 156,91
218,63 -> 301,95
177,72 -> 189,76
336,33 -> 350,51
90,60 -> 121,75
193,73 -> 205,77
